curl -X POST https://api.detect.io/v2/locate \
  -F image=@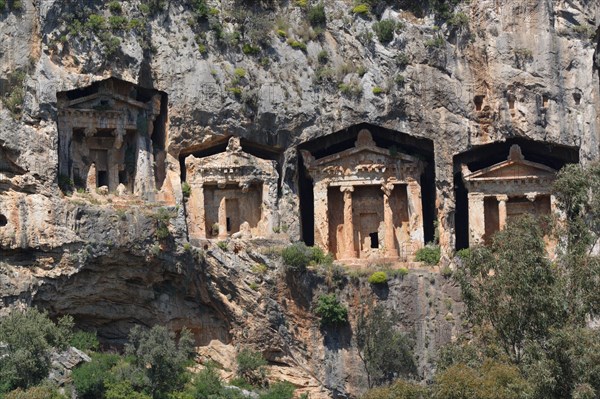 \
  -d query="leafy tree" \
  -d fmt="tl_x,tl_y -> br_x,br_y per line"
314,294 -> 348,326
3,383 -> 67,399
258,381 -> 295,399
236,348 -> 267,387
0,308 -> 73,393
356,304 -> 416,388
125,325 -> 194,399
361,379 -> 427,399
72,352 -> 121,399
70,330 -> 100,353
433,360 -> 531,399
454,216 -> 560,363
